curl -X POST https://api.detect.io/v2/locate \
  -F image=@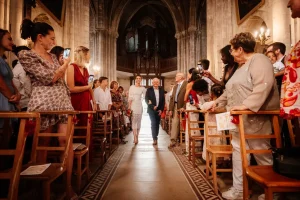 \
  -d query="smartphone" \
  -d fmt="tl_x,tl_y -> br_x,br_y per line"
88,75 -> 94,83
63,48 -> 71,59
